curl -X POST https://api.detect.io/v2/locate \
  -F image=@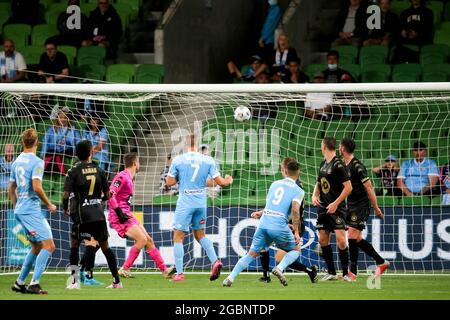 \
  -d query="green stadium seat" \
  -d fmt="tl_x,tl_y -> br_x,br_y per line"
31,24 -> 58,46
390,1 -> 409,16
422,63 -> 450,77
339,54 -> 355,65
304,64 -> 327,79
400,196 -> 431,206
134,73 -> 162,83
420,52 -> 446,65
81,3 -> 97,16
77,46 -> 106,66
106,64 -> 136,83
392,63 -> 422,82
434,30 -> 450,46
19,46 -> 43,65
421,44 -> 449,59
3,24 -> 32,47
422,71 -> 448,82
360,45 -> 389,67
377,196 -> 399,206
151,195 -> 178,205
361,63 -> 391,82
340,64 -> 361,81
116,0 -> 142,12
334,45 -> 359,61
112,3 -> 132,30
431,196 -> 444,206
0,3 -> 11,16
72,64 -> 106,81
135,64 -> 165,82
428,1 -> 443,26
58,45 -> 77,66
45,3 -> 67,25
40,0 -> 57,10
0,9 -> 9,28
